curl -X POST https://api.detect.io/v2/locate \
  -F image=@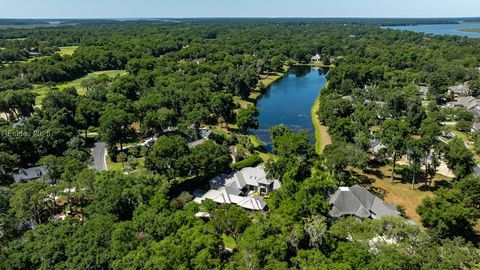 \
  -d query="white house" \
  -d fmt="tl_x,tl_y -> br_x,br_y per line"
194,165 -> 281,211
311,54 -> 321,62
